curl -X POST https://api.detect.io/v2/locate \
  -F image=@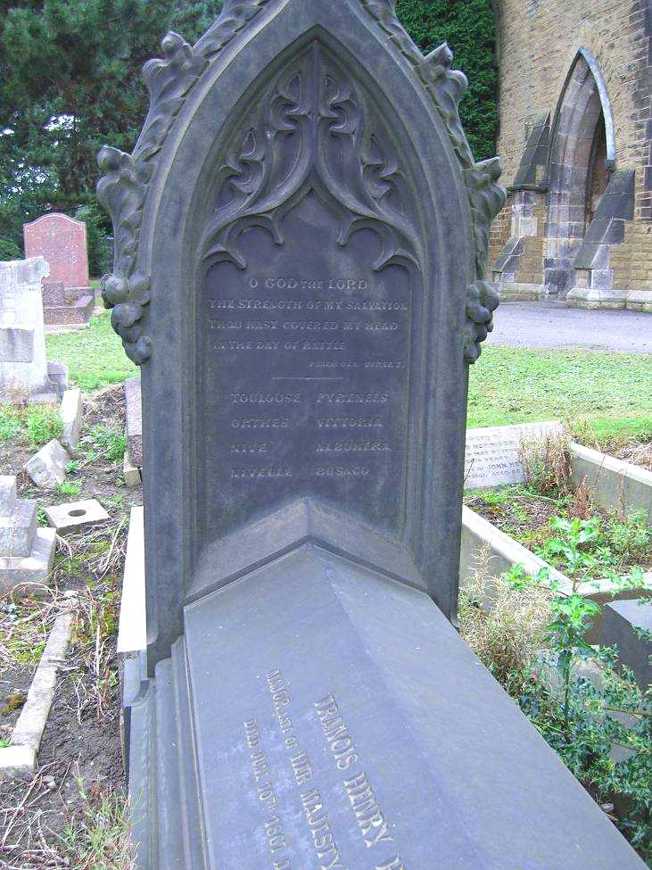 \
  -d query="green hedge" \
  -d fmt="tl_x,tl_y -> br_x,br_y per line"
397,0 -> 498,161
